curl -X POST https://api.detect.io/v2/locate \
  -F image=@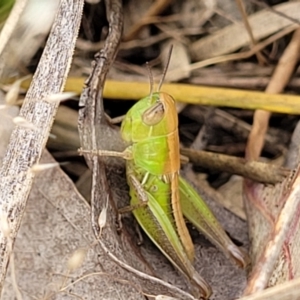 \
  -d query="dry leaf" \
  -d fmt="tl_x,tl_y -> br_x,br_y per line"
2,151 -> 149,299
